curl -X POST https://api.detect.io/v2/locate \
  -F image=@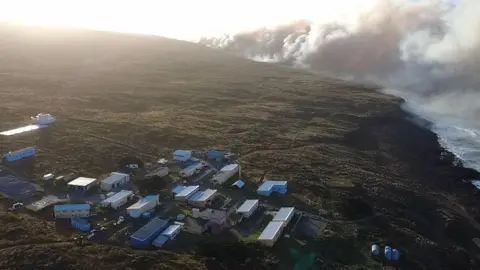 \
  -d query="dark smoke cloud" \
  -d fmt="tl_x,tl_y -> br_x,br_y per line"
199,0 -> 480,122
